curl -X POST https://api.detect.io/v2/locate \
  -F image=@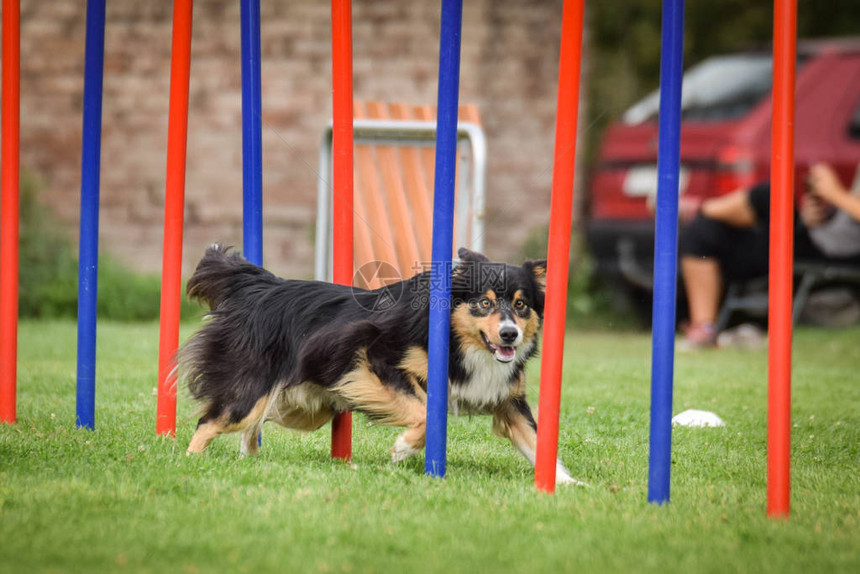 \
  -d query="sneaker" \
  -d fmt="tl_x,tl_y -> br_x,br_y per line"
678,323 -> 717,351
716,323 -> 766,350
